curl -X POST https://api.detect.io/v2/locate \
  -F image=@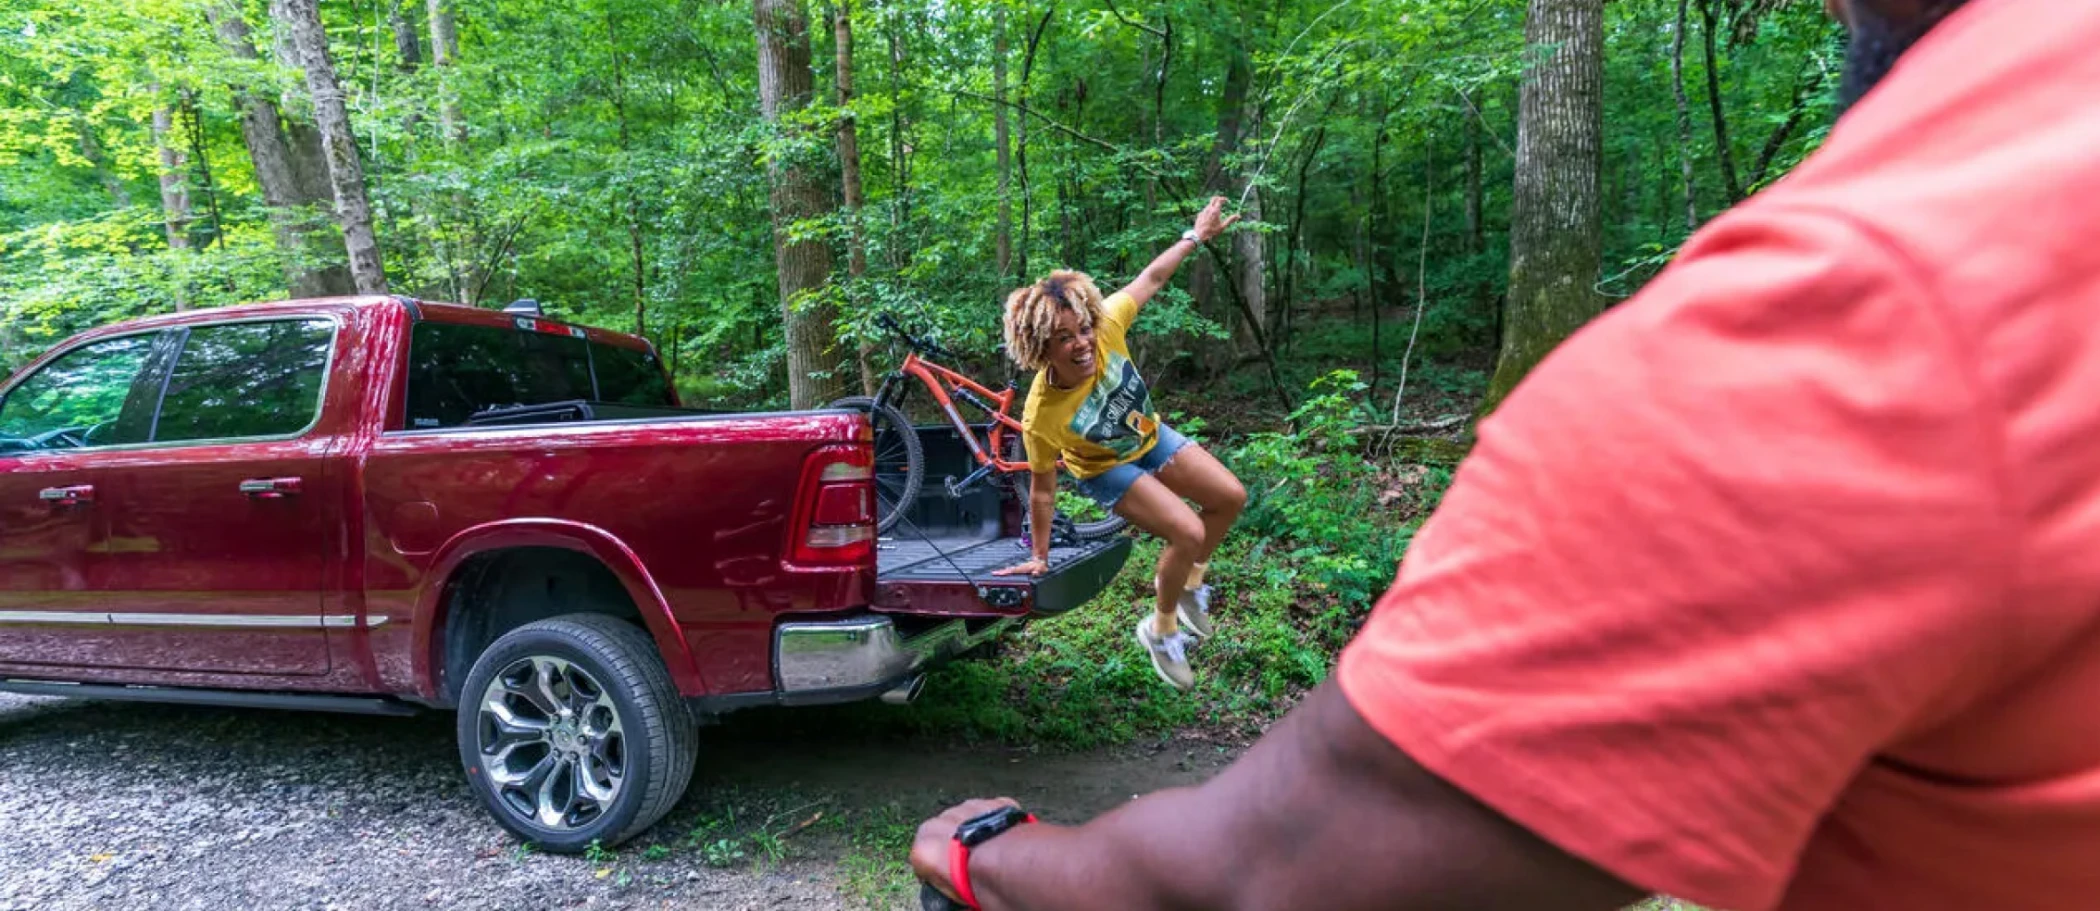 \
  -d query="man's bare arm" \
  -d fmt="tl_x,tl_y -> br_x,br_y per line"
914,680 -> 1644,911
